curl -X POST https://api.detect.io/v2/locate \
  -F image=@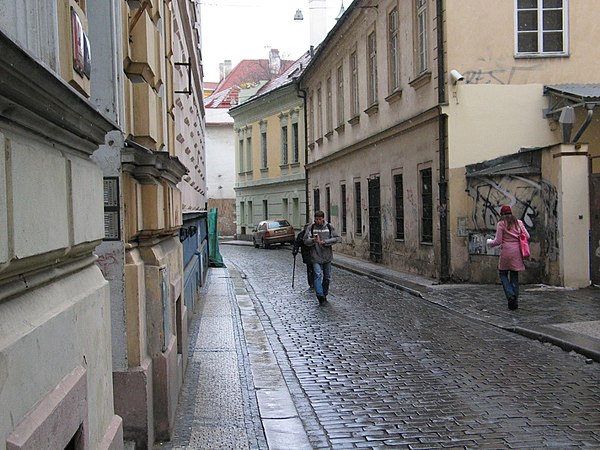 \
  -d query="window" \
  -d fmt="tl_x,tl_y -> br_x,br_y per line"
388,8 -> 400,92
291,123 -> 299,163
326,186 -> 331,223
240,202 -> 245,225
248,201 -> 253,225
350,51 -> 359,117
282,198 -> 289,219
336,65 -> 344,126
281,125 -> 288,165
293,198 -> 299,225
313,188 -> 320,212
326,75 -> 333,134
309,93 -> 315,144
261,132 -> 267,169
394,174 -> 404,240
340,183 -> 347,233
238,139 -> 244,172
416,0 -> 428,74
263,199 -> 268,220
246,137 -> 252,172
354,181 -> 362,234
420,168 -> 433,243
316,86 -> 323,139
516,0 -> 567,55
367,31 -> 378,106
